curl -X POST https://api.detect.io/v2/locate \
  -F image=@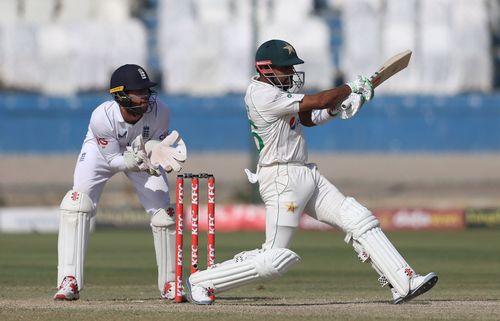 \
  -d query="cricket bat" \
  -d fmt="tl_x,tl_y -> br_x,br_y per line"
370,49 -> 412,88
341,50 -> 412,111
